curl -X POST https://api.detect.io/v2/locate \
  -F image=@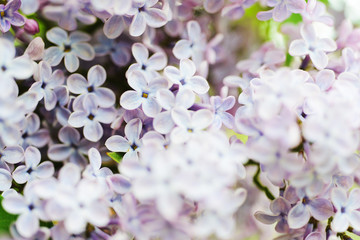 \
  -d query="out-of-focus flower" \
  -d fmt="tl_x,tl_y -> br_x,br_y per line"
257,0 -> 306,22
